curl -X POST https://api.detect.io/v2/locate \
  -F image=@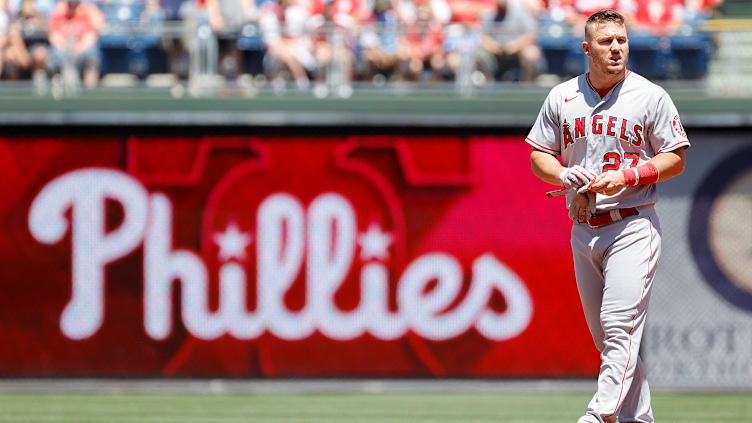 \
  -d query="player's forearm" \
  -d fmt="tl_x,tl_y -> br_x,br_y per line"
589,147 -> 687,194
651,147 -> 686,182
530,150 -> 565,186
